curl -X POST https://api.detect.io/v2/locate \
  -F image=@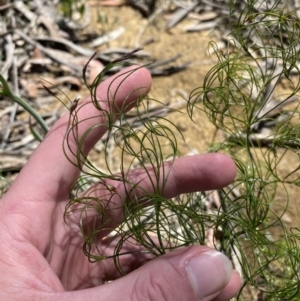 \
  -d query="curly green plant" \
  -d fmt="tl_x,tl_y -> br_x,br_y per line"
63,53 -> 194,268
187,0 -> 300,299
